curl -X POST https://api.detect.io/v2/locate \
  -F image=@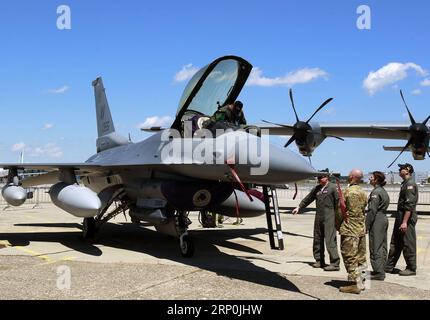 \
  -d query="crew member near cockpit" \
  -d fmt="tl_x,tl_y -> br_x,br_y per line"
203,101 -> 247,130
